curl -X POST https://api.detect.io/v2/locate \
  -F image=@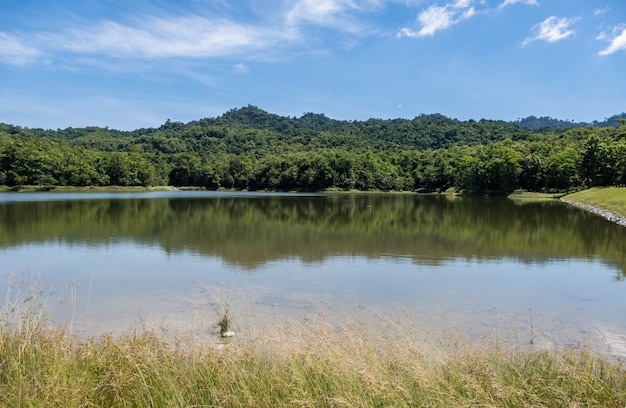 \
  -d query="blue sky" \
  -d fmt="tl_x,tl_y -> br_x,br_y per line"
1,0 -> 625,130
